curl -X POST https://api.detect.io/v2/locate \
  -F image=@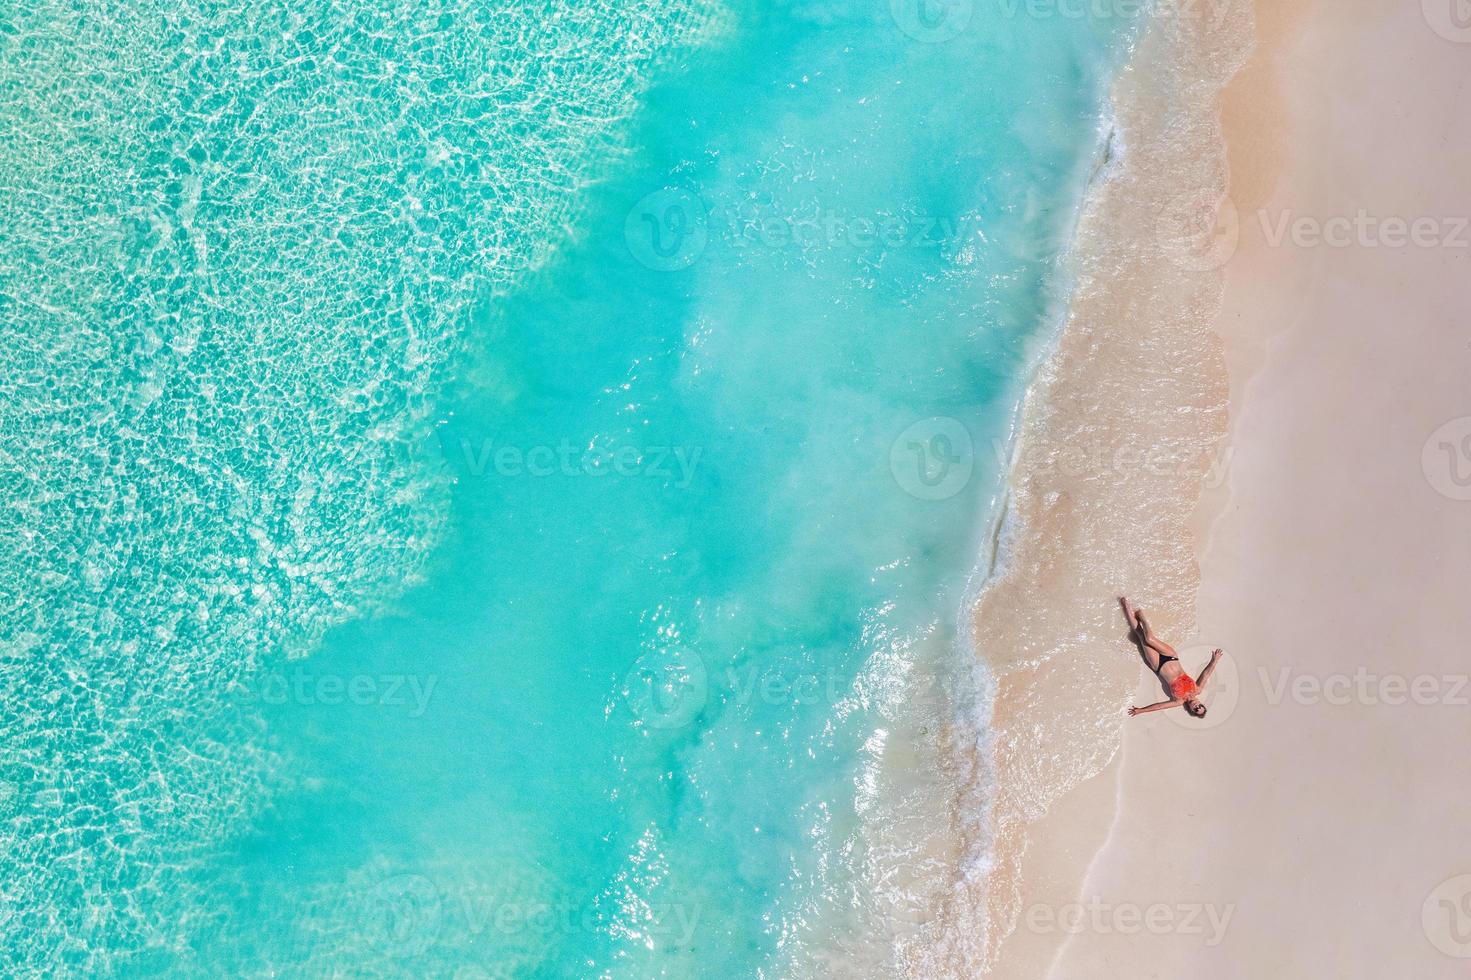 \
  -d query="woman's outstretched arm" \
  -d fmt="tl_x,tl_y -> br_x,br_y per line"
1128,699 -> 1183,717
1196,649 -> 1225,689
